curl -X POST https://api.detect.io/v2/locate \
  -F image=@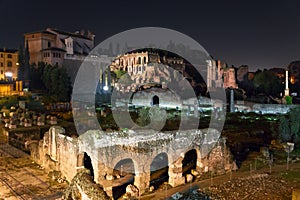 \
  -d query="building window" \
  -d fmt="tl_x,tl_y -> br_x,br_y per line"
0,63 -> 3,67
48,41 -> 51,48
1,70 -> 3,74
0,54 -> 3,58
7,61 -> 12,67
7,54 -> 12,58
